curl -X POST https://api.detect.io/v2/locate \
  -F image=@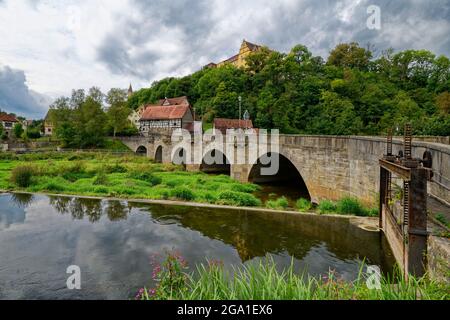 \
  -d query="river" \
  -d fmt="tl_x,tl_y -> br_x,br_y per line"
0,193 -> 395,300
